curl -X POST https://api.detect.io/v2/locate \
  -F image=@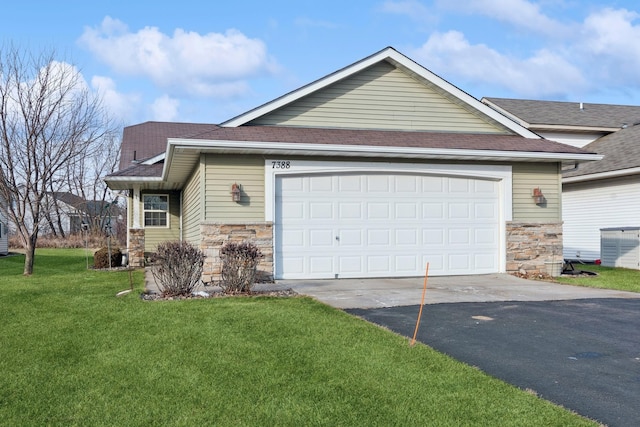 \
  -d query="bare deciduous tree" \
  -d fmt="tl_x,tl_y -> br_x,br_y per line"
0,44 -> 117,275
